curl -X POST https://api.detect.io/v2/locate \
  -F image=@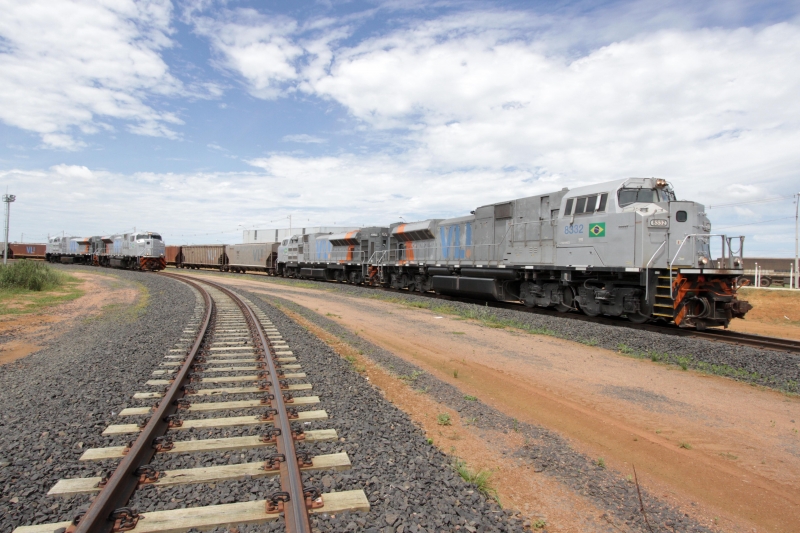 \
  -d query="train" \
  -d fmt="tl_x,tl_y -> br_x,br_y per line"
46,232 -> 166,271
166,178 -> 752,330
